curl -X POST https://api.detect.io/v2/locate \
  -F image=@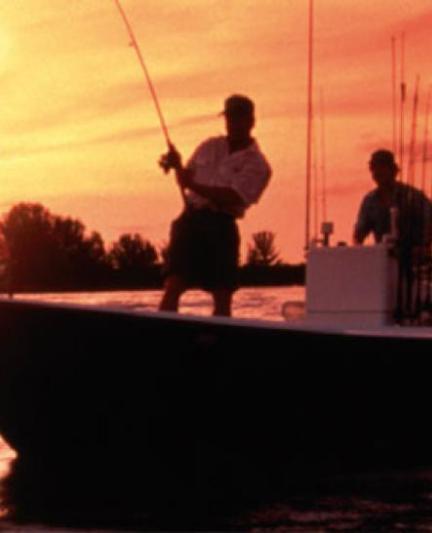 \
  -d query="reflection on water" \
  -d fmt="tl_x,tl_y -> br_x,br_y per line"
236,470 -> 432,531
0,436 -> 16,518
0,437 -> 16,479
14,285 -> 306,322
